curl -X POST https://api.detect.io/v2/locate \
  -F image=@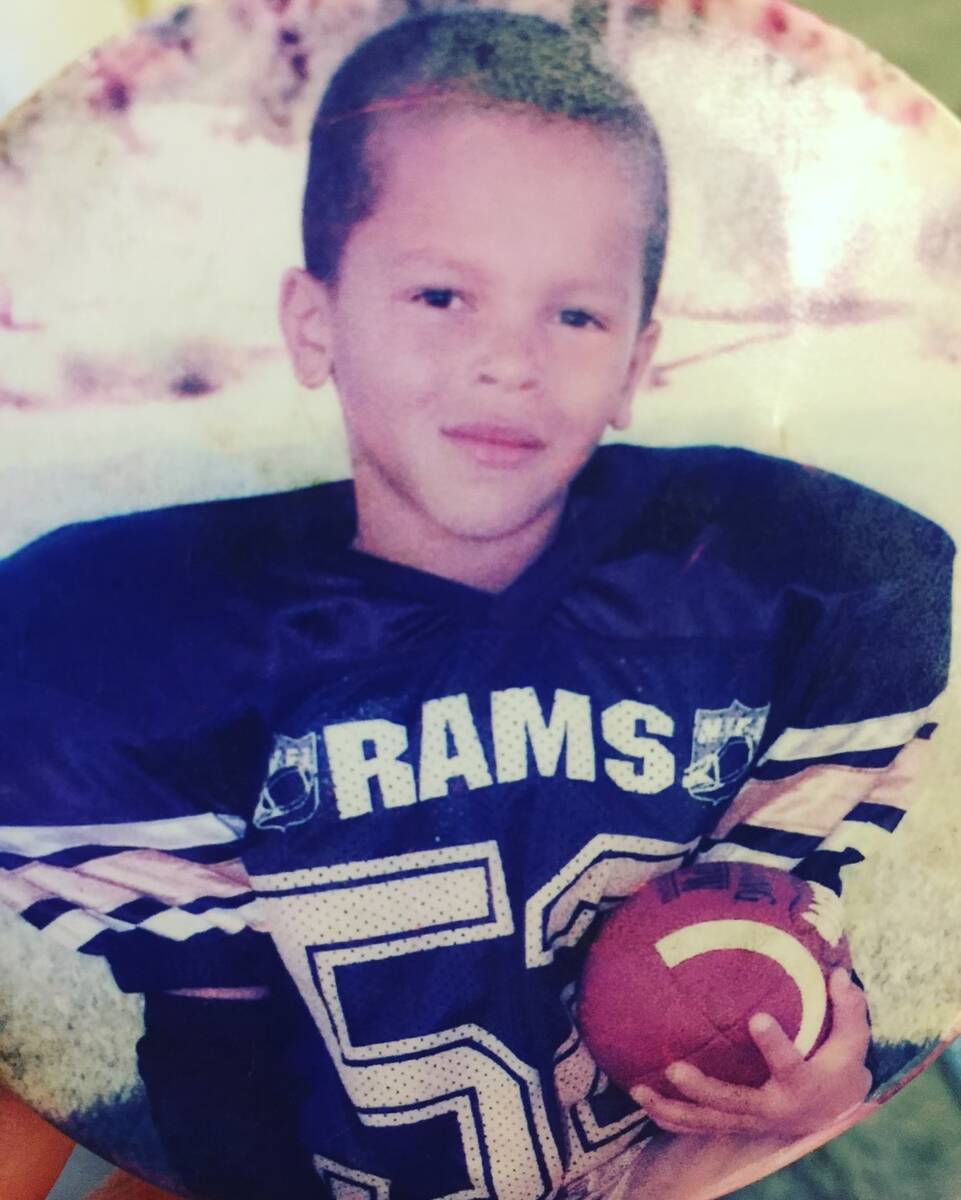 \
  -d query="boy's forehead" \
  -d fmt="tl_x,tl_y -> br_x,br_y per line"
365,99 -> 657,233
367,95 -> 643,171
